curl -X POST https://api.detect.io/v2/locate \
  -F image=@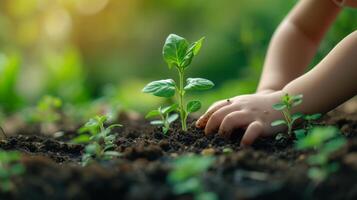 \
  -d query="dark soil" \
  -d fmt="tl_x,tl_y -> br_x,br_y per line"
0,106 -> 356,200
